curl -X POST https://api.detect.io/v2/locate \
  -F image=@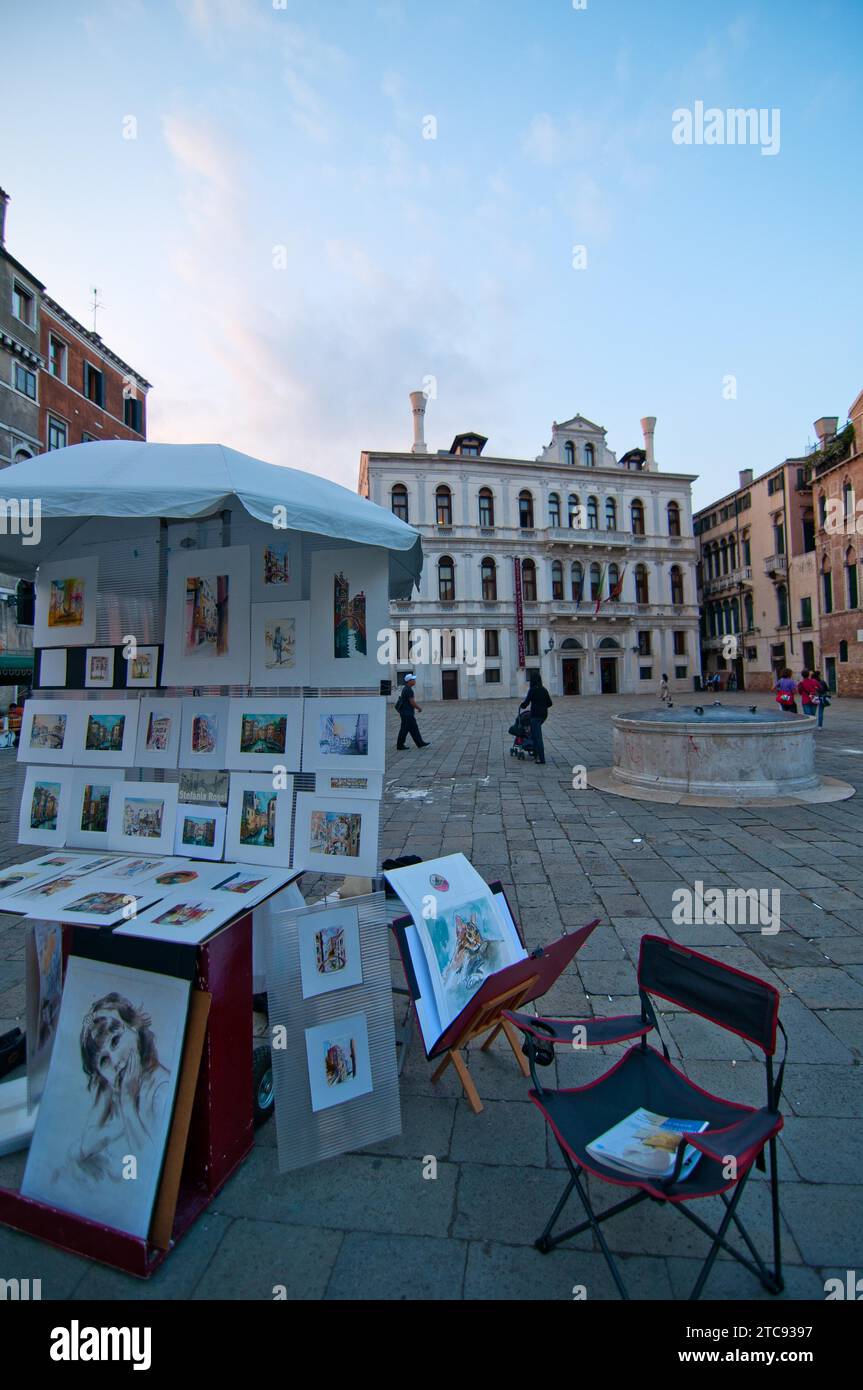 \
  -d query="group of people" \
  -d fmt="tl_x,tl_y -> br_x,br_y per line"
774,668 -> 831,726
